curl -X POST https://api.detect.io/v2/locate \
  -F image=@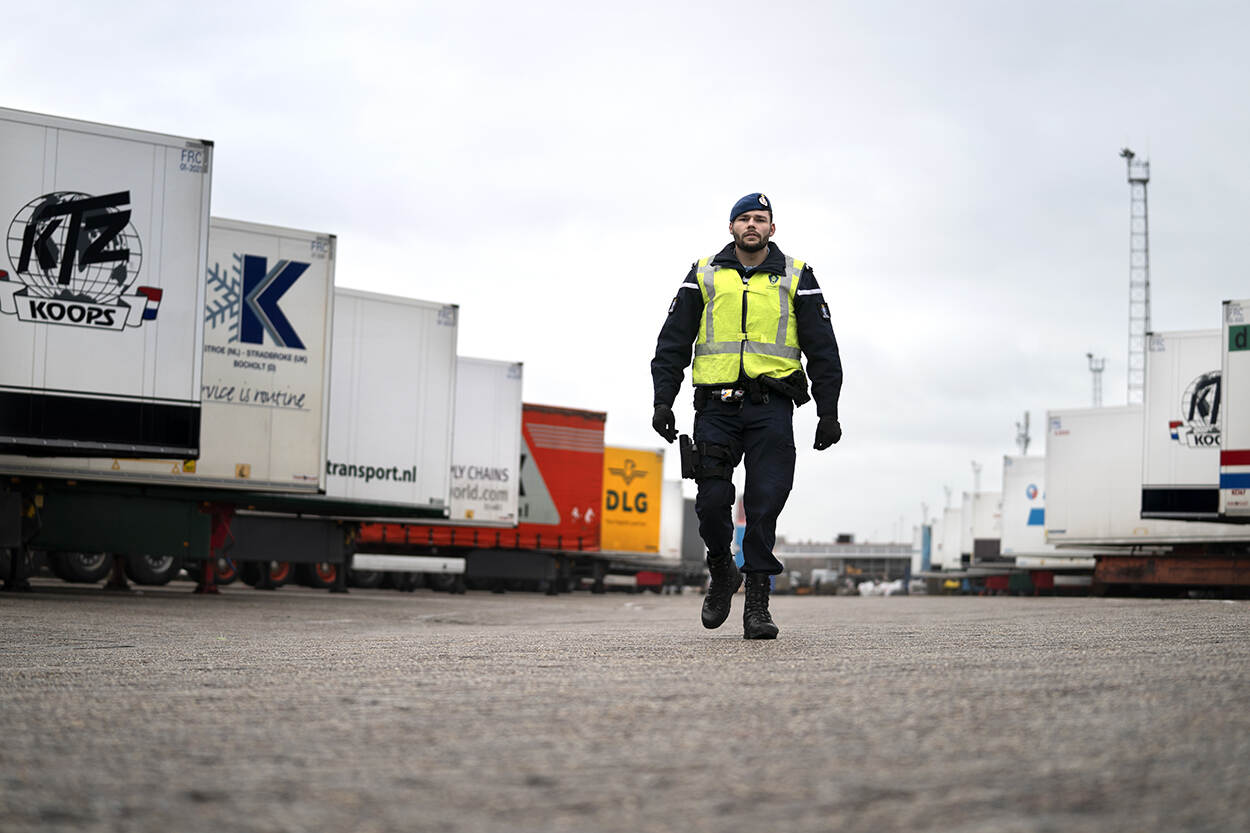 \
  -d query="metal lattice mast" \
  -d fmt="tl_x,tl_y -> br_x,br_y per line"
1015,411 -> 1031,455
1121,148 -> 1151,404
1087,352 -> 1106,407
